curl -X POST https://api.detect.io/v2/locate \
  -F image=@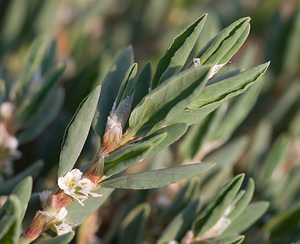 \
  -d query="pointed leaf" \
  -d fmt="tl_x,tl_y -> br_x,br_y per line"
130,66 -> 211,136
158,198 -> 201,244
11,176 -> 32,220
258,134 -> 291,187
100,162 -> 214,189
66,187 -> 113,225
105,123 -> 187,176
93,47 -> 133,137
58,86 -> 101,177
160,178 -> 200,222
197,17 -> 250,65
228,178 -> 255,221
194,174 -> 244,237
172,63 -> 269,126
115,63 -> 137,107
132,63 -> 151,110
0,160 -> 43,195
213,79 -> 264,140
188,63 -> 269,110
16,65 -> 65,126
210,235 -> 244,244
18,88 -> 64,144
119,203 -> 150,244
152,14 -> 207,88
222,202 -> 269,237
